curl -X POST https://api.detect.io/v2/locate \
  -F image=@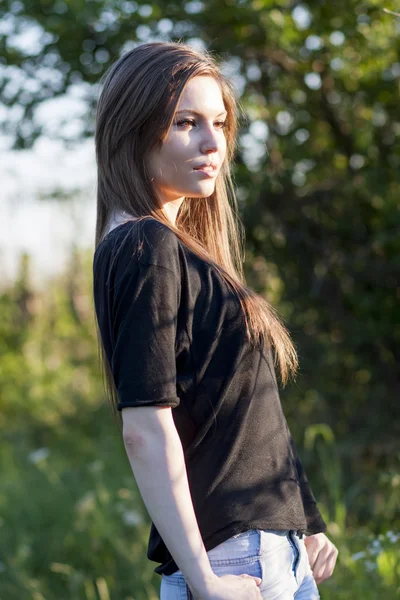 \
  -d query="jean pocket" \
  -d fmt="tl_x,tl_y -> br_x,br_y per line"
209,555 -> 263,579
258,534 -> 298,595
184,560 -> 263,600
160,572 -> 187,600
185,560 -> 263,600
